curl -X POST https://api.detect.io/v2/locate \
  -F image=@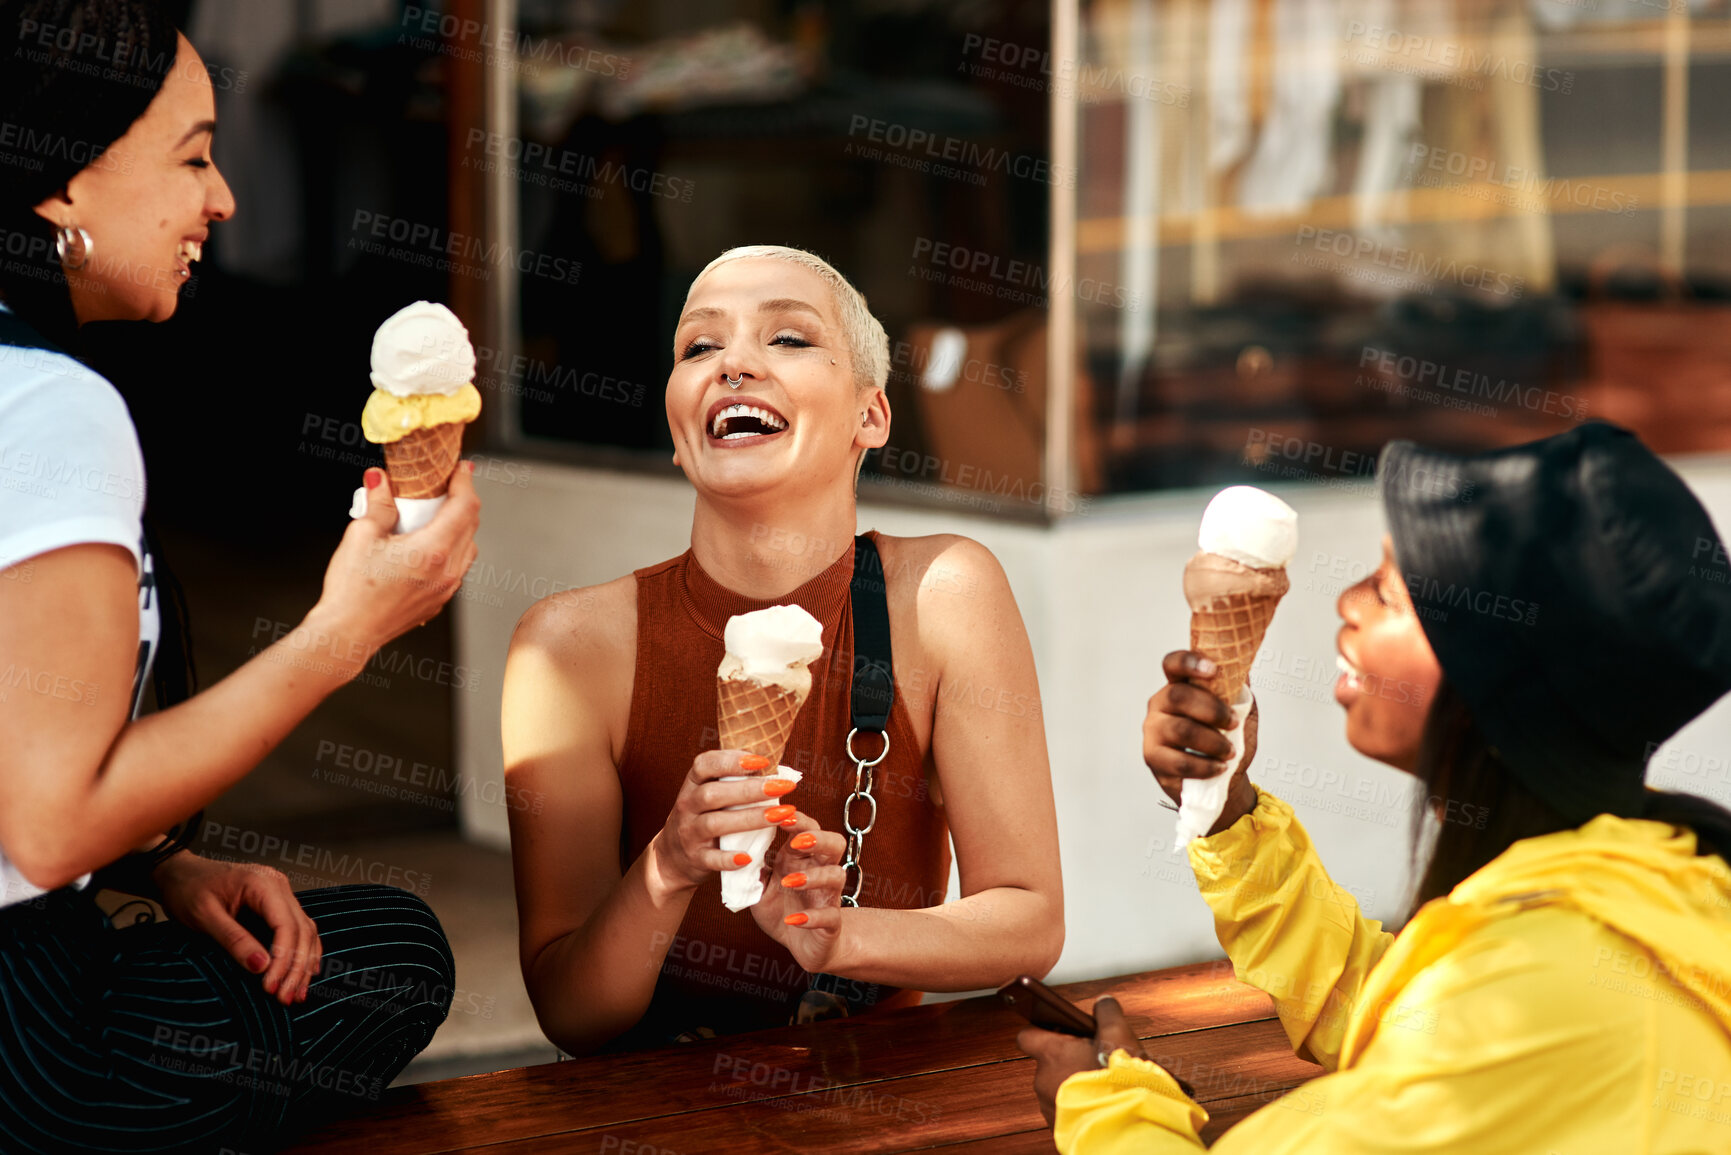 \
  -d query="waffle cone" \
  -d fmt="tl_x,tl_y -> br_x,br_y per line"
1189,590 -> 1283,701
717,677 -> 806,767
383,422 -> 466,499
